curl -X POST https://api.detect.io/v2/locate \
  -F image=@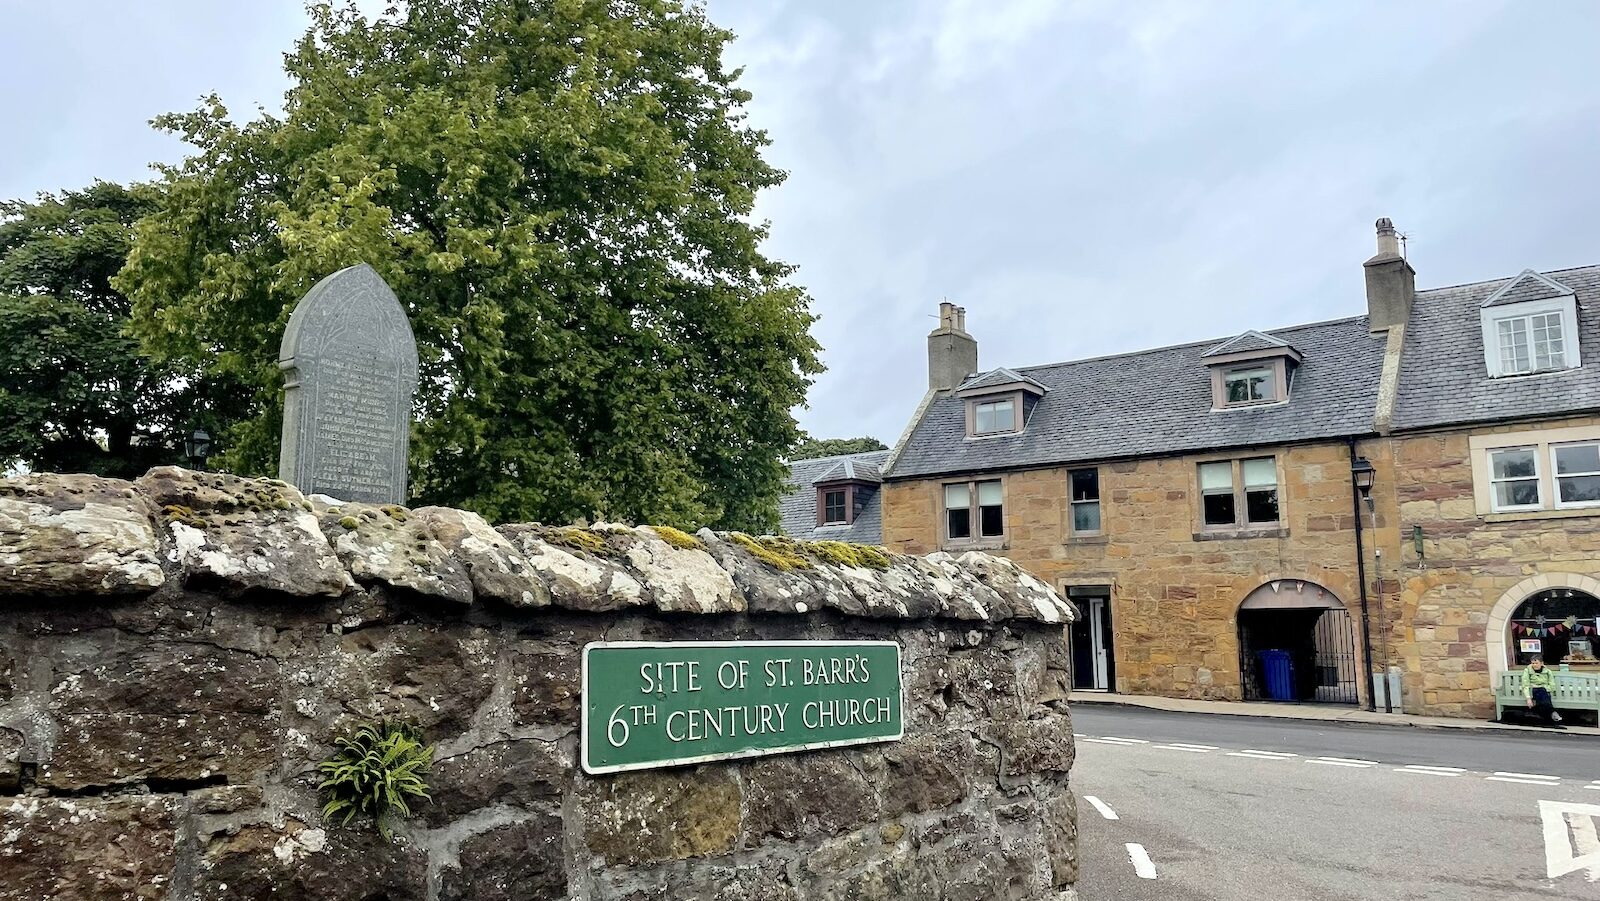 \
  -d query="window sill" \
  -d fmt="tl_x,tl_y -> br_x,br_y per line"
1484,507 -> 1600,523
1192,526 -> 1289,542
942,539 -> 1007,553
1066,534 -> 1109,546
